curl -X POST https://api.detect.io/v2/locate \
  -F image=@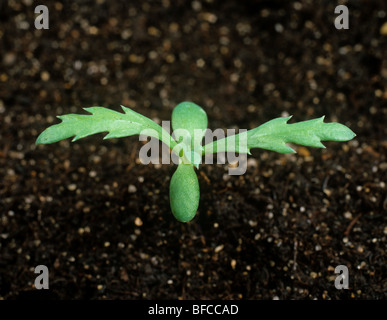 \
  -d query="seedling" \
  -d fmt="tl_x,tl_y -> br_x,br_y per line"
36,102 -> 356,222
